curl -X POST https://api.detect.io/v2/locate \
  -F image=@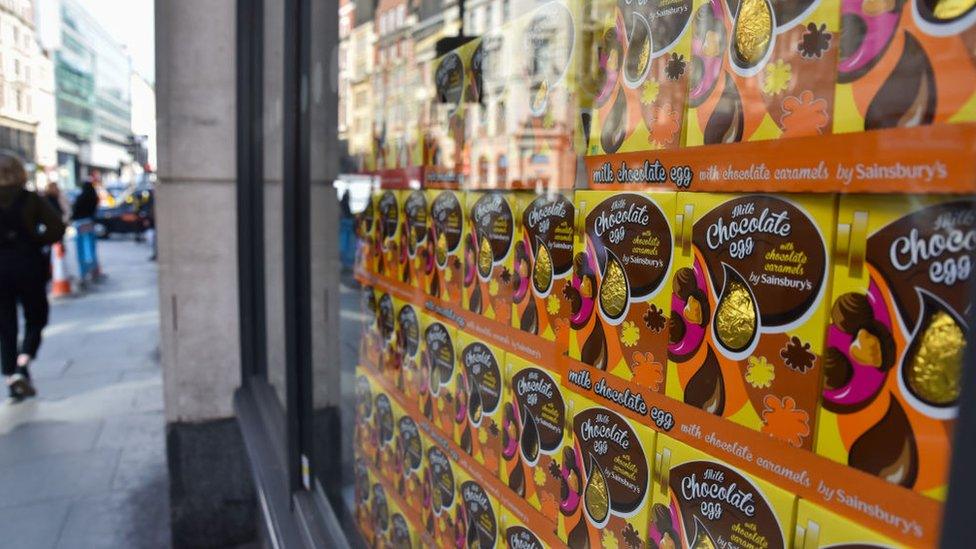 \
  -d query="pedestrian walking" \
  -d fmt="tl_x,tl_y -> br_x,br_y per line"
71,175 -> 101,282
0,153 -> 65,400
